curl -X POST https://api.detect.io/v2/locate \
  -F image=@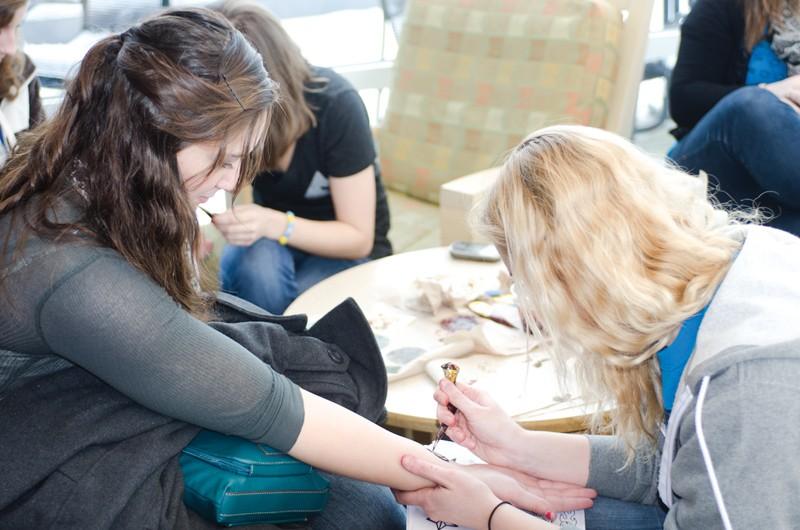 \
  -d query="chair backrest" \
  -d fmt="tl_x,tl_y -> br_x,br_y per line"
604,0 -> 655,138
378,0 -> 655,204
